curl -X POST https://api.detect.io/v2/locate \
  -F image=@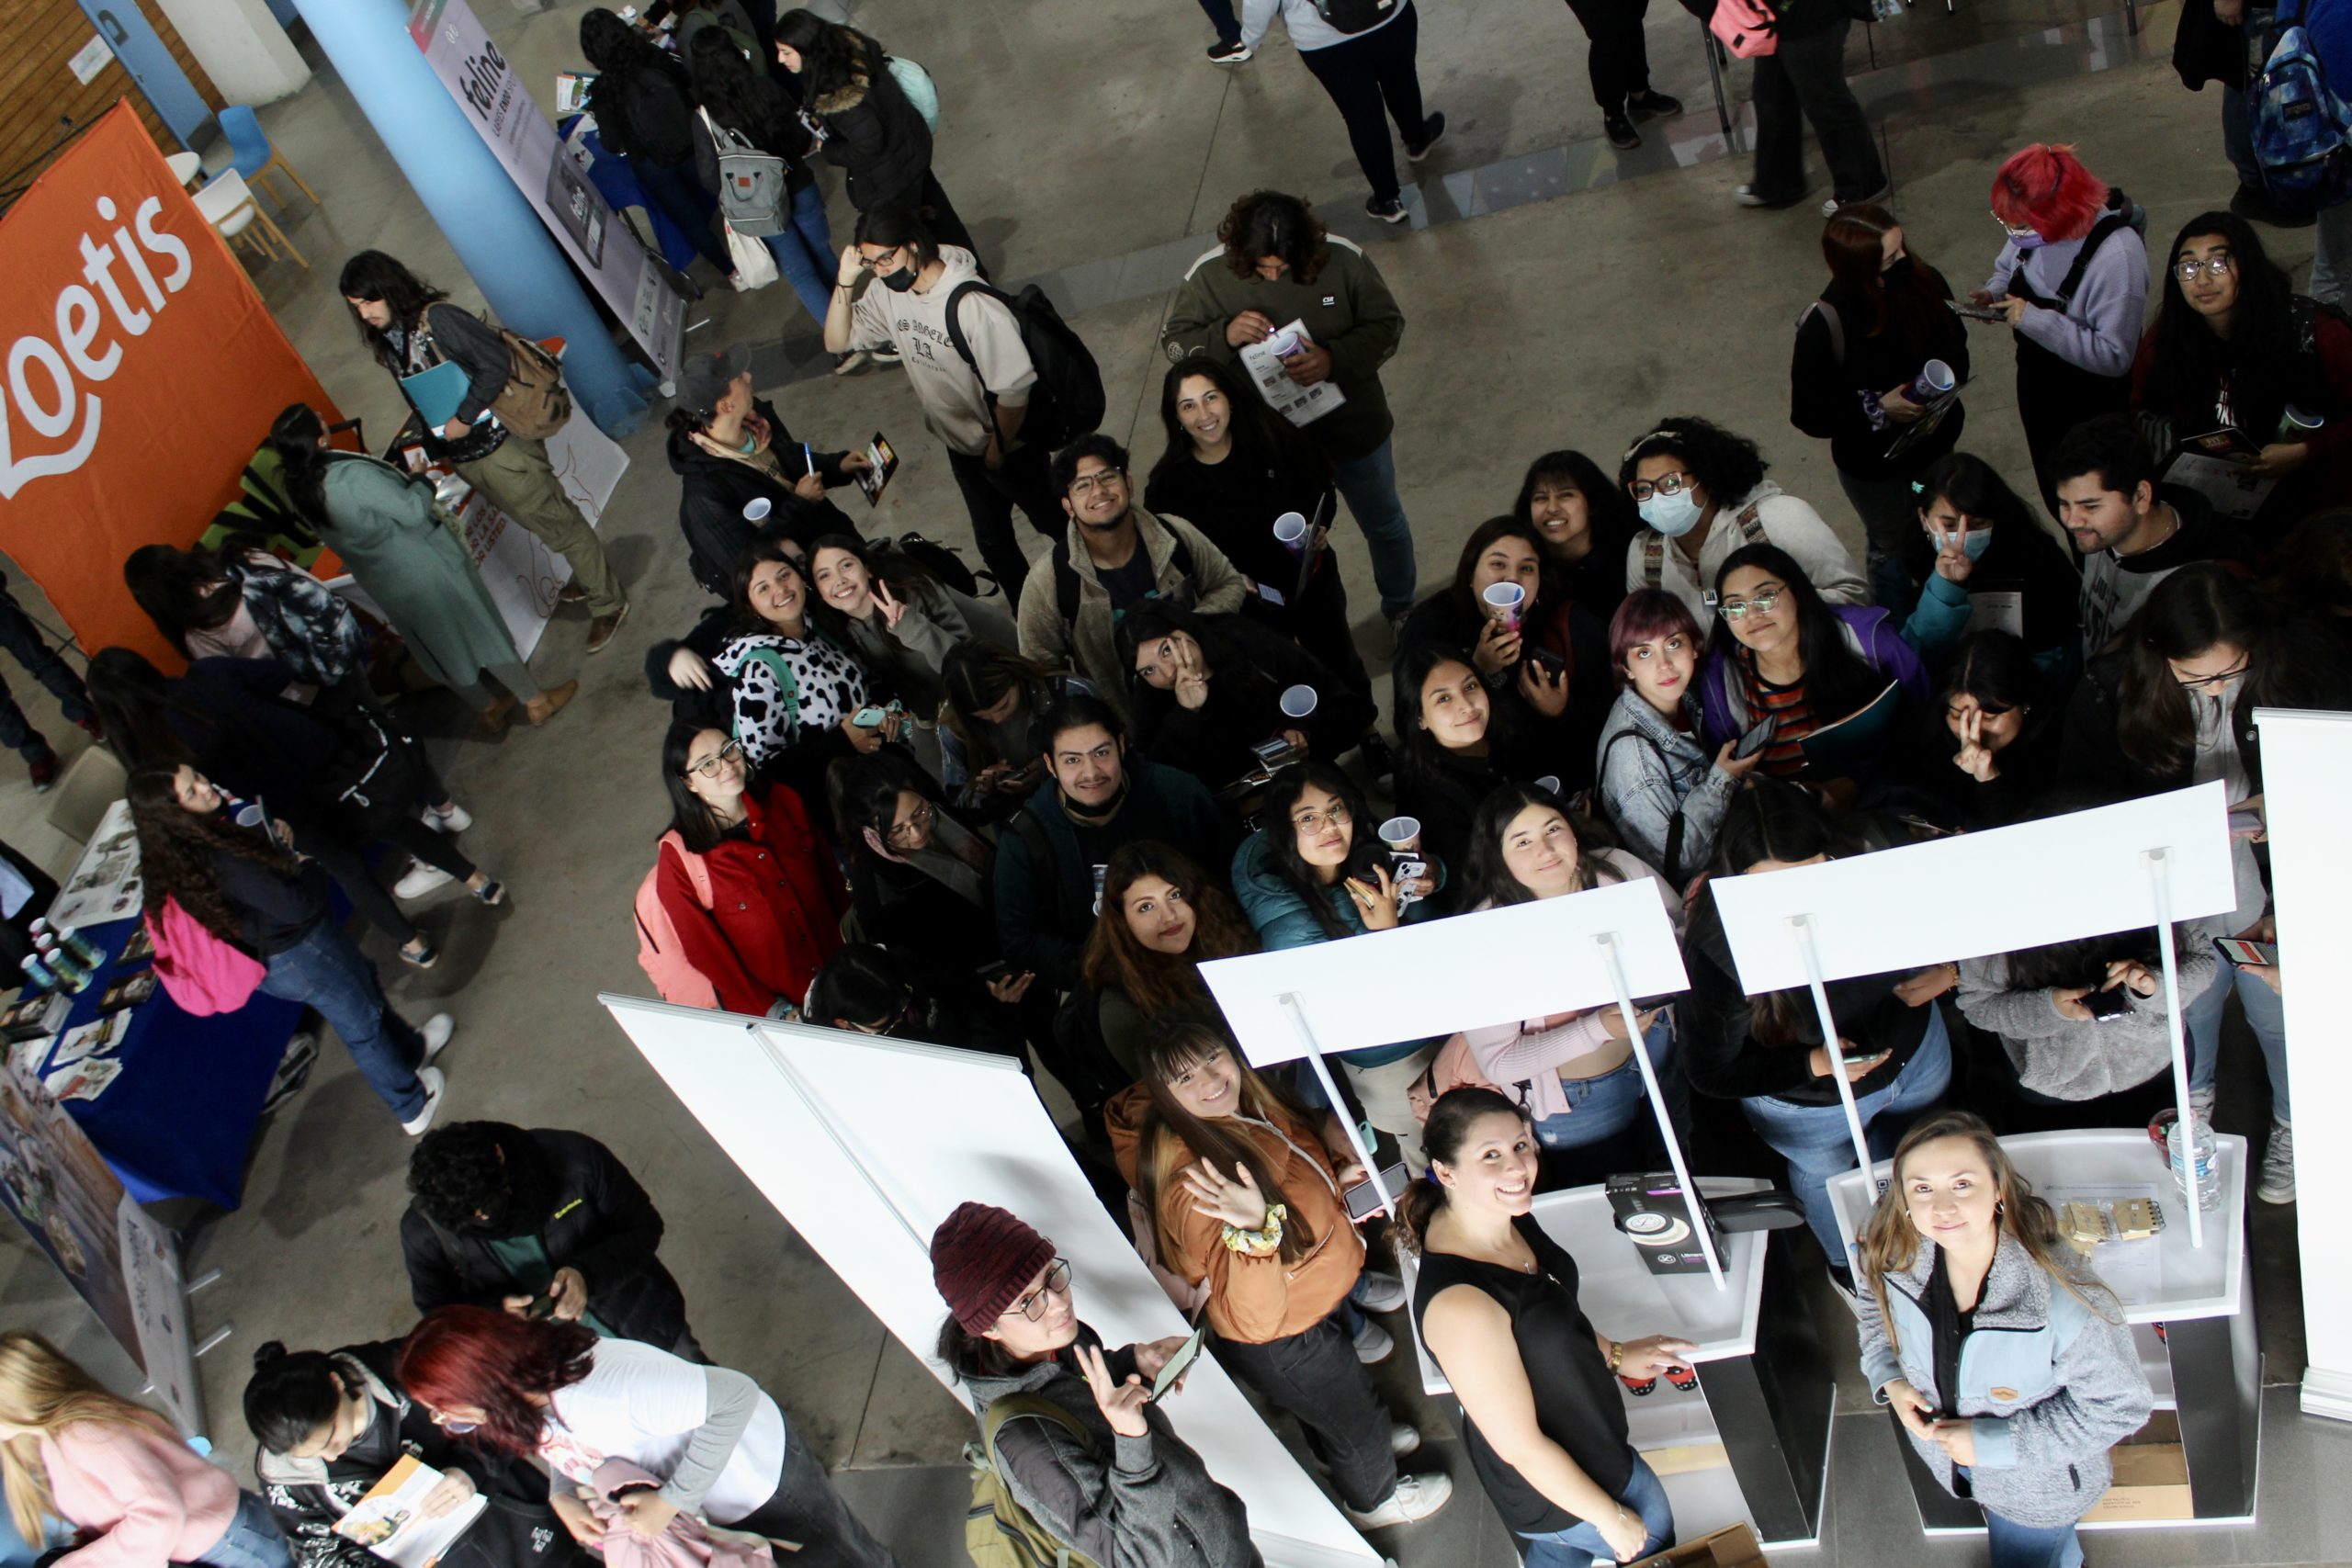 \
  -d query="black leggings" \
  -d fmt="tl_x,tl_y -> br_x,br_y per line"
289,749 -> 474,947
